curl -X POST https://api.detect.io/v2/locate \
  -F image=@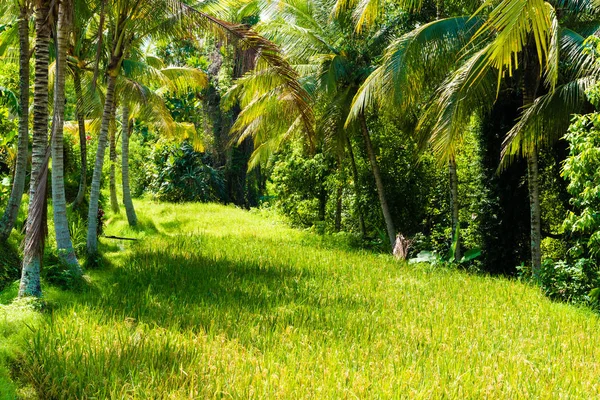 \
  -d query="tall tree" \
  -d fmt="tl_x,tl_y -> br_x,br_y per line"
70,0 -> 98,208
19,0 -> 52,297
349,0 -> 600,271
120,103 -> 137,225
109,113 -> 119,214
117,48 -> 209,225
86,0 -> 313,254
226,0 -> 394,247
51,0 -> 83,275
71,68 -> 88,208
0,0 -> 30,242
